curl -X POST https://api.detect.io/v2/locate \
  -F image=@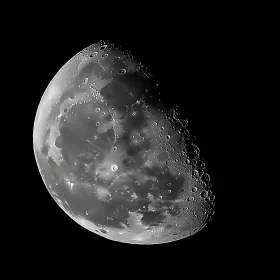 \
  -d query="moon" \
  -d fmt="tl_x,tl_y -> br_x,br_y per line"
33,40 -> 215,244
